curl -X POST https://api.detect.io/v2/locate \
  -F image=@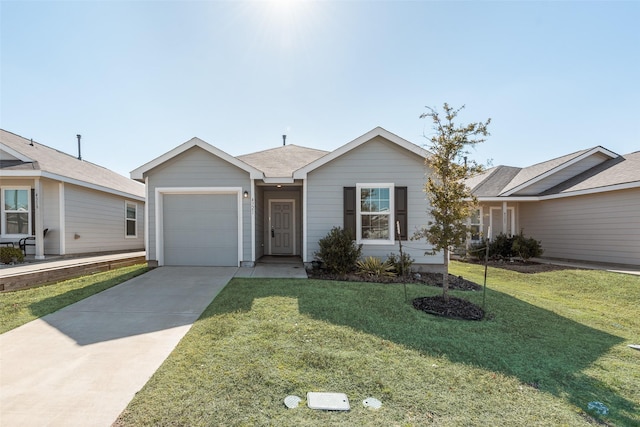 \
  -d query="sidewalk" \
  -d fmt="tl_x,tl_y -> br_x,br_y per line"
531,258 -> 640,276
